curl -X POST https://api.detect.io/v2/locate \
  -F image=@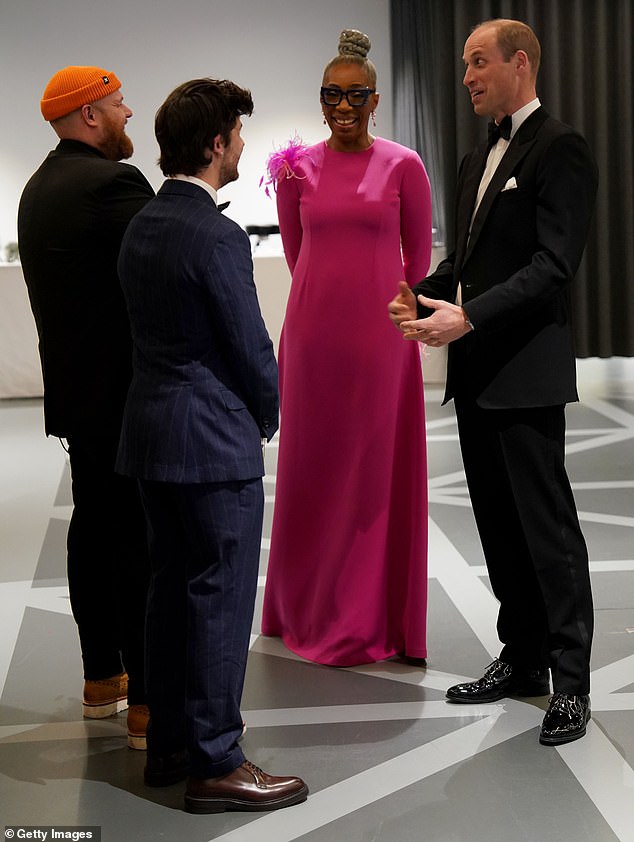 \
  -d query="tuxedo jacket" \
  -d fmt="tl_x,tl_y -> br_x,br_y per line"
413,107 -> 598,409
116,180 -> 279,484
18,139 -> 155,436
